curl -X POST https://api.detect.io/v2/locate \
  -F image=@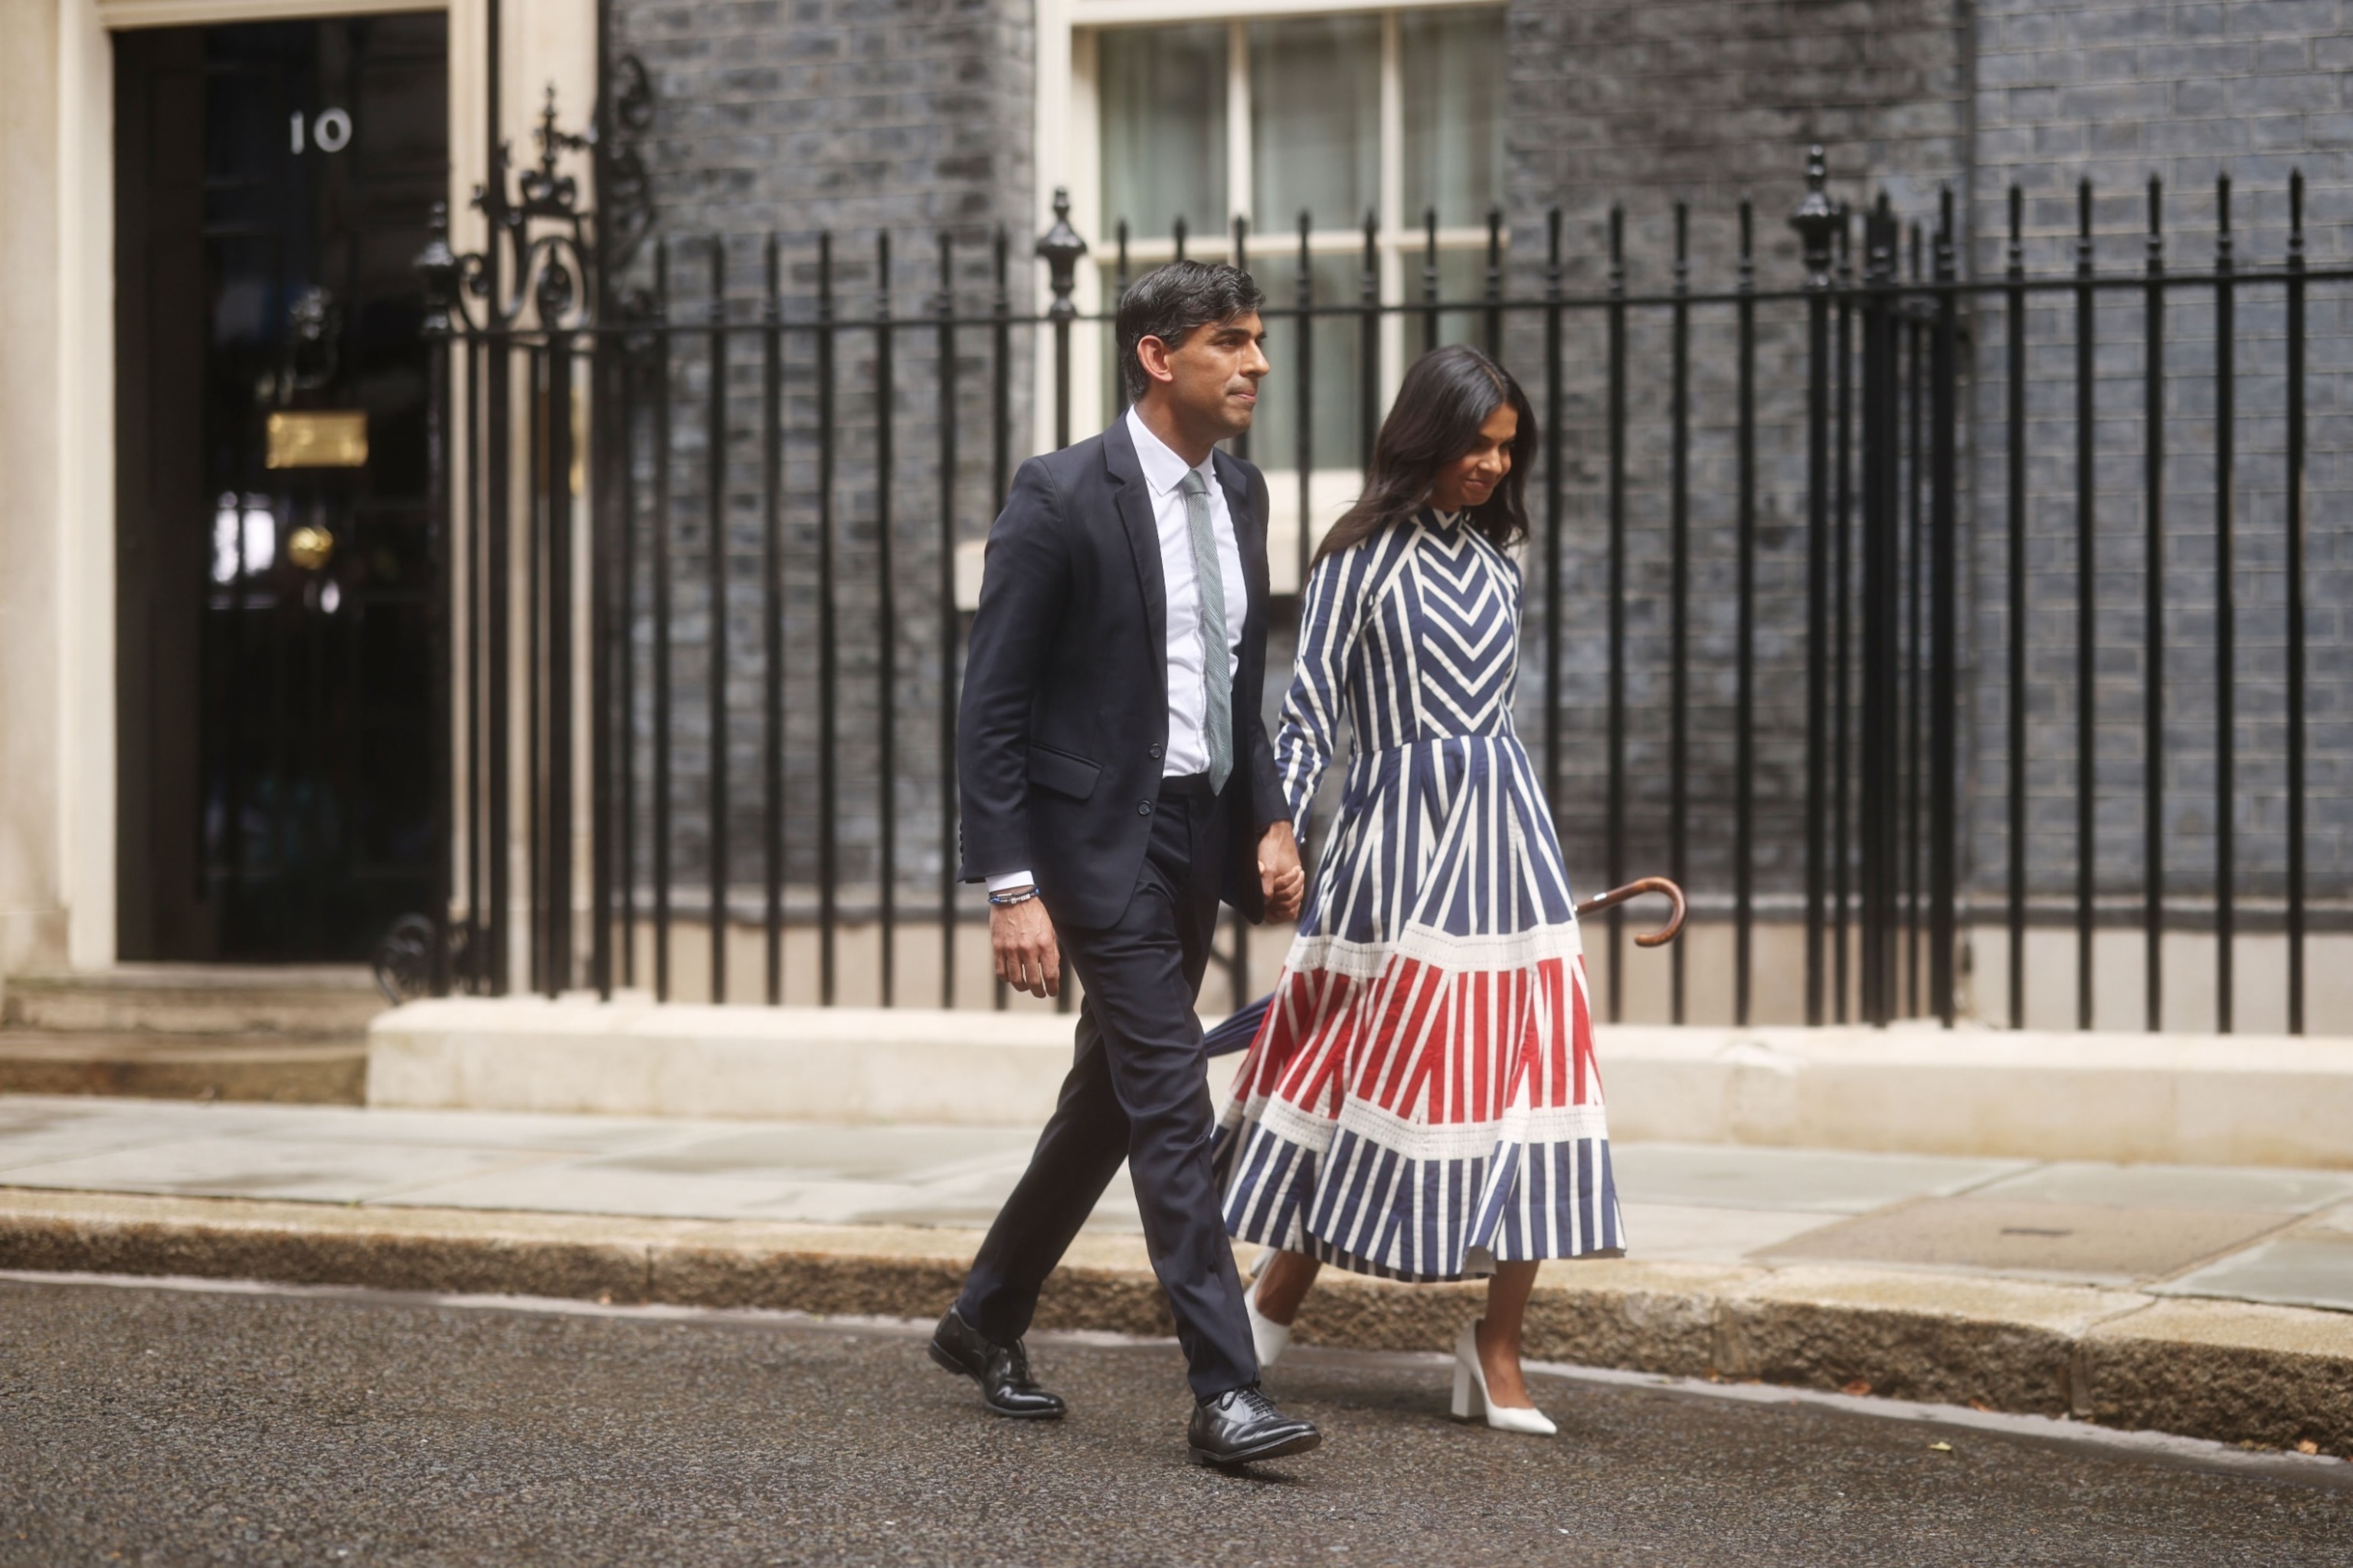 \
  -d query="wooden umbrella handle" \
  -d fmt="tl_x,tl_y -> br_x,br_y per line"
1574,876 -> 1688,948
